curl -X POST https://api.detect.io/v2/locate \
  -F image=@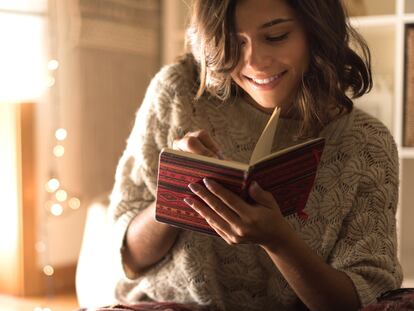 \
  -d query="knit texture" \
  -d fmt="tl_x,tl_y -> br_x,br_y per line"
108,56 -> 403,311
